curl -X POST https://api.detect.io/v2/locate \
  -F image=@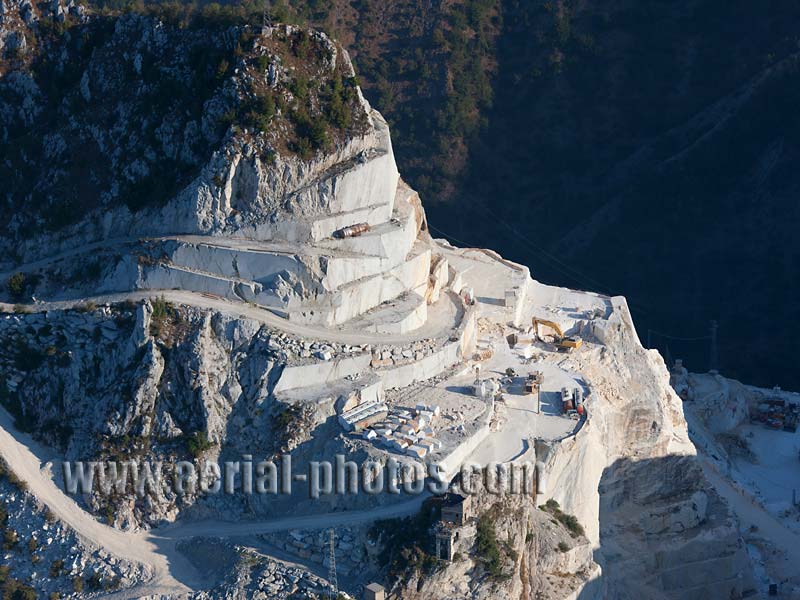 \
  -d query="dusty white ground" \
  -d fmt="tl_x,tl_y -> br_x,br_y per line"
0,287 -> 458,346
684,374 -> 800,529
682,372 -> 800,597
735,425 -> 800,517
